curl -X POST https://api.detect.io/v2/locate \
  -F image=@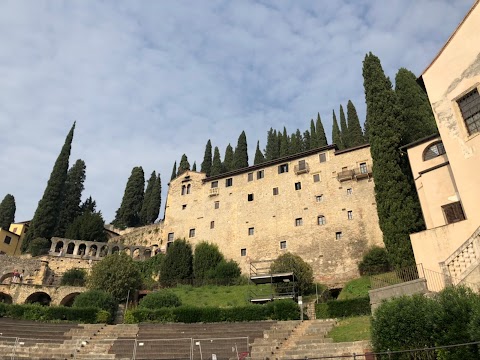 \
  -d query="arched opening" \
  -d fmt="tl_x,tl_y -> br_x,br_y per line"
25,292 -> 52,306
111,246 -> 119,254
123,248 -> 131,256
181,185 -> 186,195
0,273 -> 13,284
77,243 -> 87,256
133,248 -> 141,259
60,292 -> 81,307
89,245 -> 98,257
100,245 -> 108,257
144,249 -> 152,258
0,292 -> 12,304
54,241 -> 64,253
423,141 -> 446,161
187,184 -> 191,194
66,242 -> 75,255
